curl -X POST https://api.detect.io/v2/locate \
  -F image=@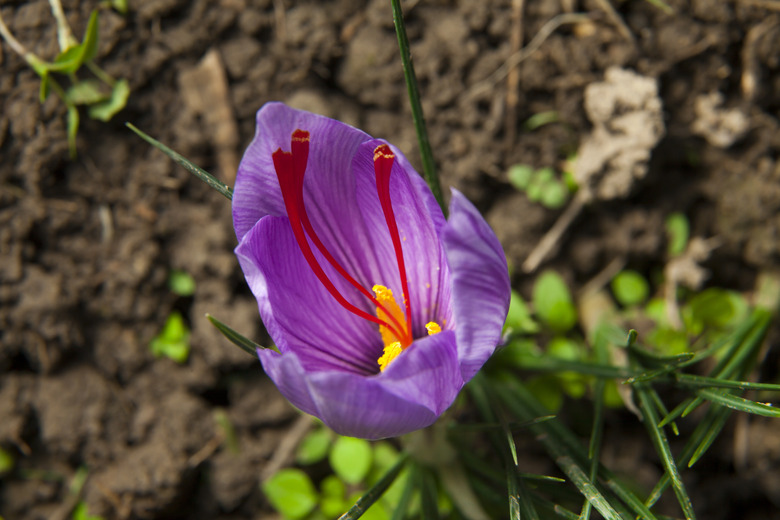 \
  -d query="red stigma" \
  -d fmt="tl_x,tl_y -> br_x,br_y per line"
373,144 -> 413,345
273,131 -> 409,346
